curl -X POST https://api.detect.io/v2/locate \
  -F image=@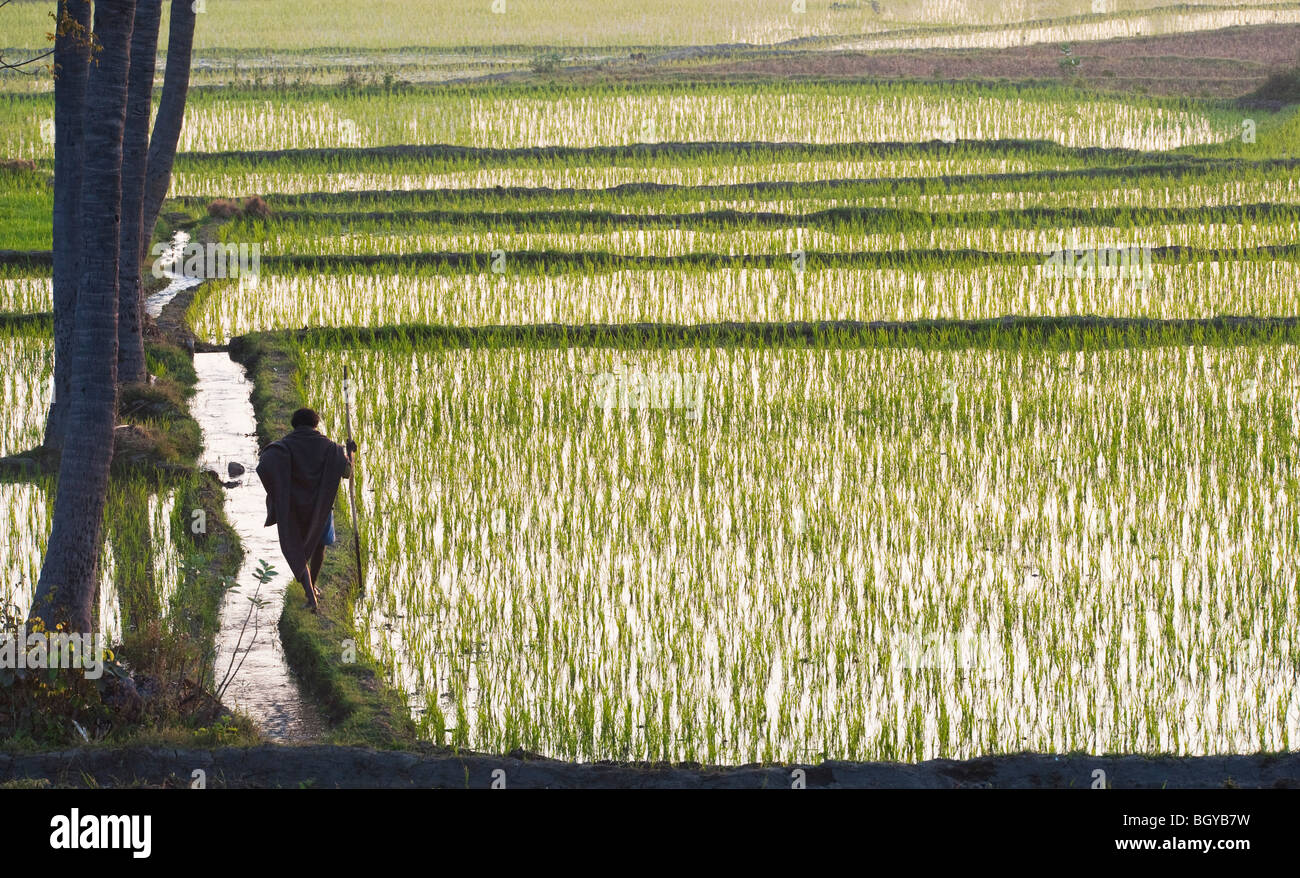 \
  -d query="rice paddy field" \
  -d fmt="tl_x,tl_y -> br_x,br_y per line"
0,330 -> 189,645
182,77 -> 1296,761
0,81 -> 1250,160
2,0 -> 1295,55
289,339 -> 1299,761
2,0 -> 1299,765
